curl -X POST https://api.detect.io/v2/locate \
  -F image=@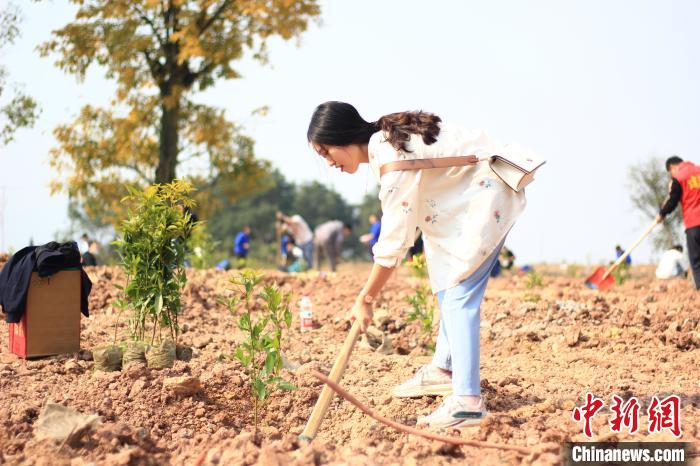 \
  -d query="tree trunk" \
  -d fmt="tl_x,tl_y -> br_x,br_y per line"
156,102 -> 179,184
